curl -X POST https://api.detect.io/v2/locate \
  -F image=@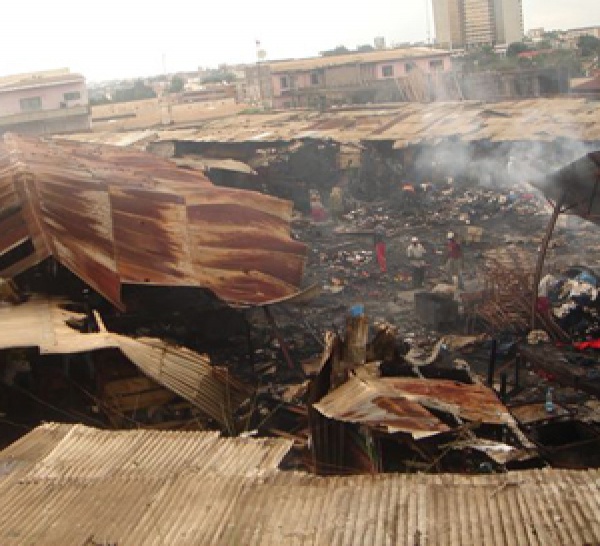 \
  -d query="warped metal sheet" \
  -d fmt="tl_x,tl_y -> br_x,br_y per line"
535,151 -> 600,224
0,134 -> 307,308
314,376 -> 514,438
0,423 -> 599,546
174,156 -> 257,175
0,297 -> 249,427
